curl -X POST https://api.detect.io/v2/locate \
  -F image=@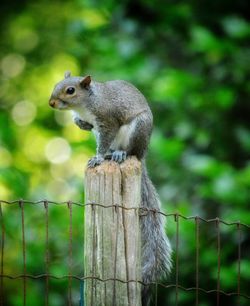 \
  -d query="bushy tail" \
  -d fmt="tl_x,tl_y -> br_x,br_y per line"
141,161 -> 172,306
